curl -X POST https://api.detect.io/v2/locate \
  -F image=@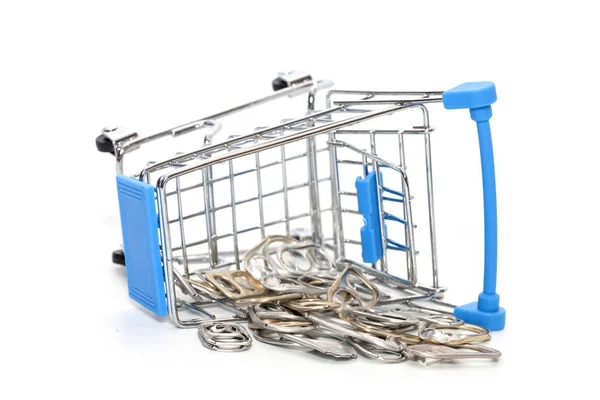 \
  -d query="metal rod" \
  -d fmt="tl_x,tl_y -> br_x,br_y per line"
177,300 -> 214,319
339,258 -> 441,295
175,176 -> 189,277
340,208 -> 361,215
202,168 -> 218,267
377,293 -> 434,305
145,81 -> 314,149
335,129 -> 431,136
280,142 -> 291,235
327,90 -> 443,96
398,131 -> 411,280
337,159 -> 364,166
329,127 -> 345,259
334,98 -> 442,106
141,105 -> 344,181
158,104 -> 412,188
170,212 -> 315,252
154,93 -> 450,327
306,87 -> 323,245
328,139 -> 418,285
307,134 -> 323,244
163,147 -> 329,196
424,131 -> 439,288
156,182 -> 181,327
121,81 -> 319,177
118,121 -> 221,176
255,141 -> 266,238
228,160 -> 240,269
168,178 -> 331,224
370,130 -> 388,273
